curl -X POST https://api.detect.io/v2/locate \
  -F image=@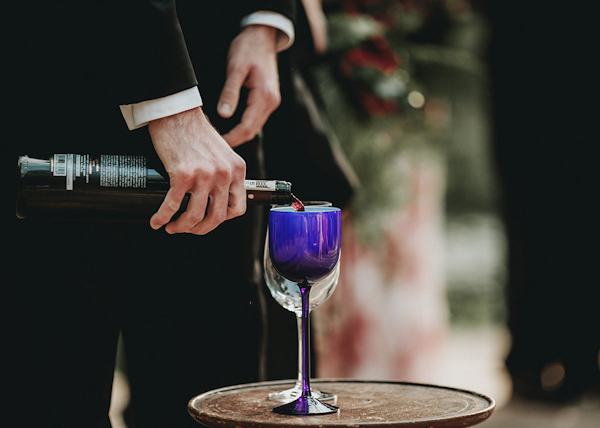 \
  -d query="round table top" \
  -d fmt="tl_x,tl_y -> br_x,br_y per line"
188,379 -> 495,428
